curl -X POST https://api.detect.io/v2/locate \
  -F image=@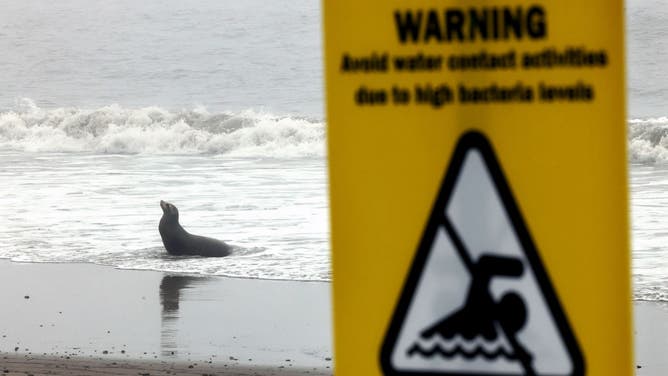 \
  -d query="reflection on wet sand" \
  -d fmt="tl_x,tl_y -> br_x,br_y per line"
159,274 -> 207,357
